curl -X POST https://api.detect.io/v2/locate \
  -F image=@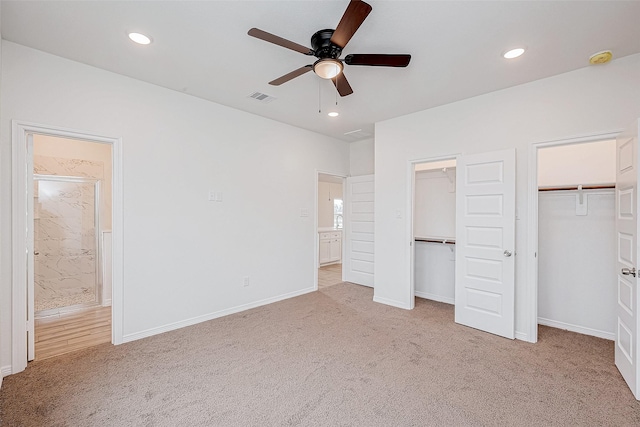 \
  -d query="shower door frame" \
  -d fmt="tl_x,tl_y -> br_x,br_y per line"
33,174 -> 103,316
